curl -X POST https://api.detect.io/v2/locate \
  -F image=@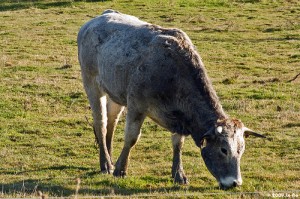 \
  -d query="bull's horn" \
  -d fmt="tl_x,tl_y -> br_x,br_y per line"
243,127 -> 266,138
